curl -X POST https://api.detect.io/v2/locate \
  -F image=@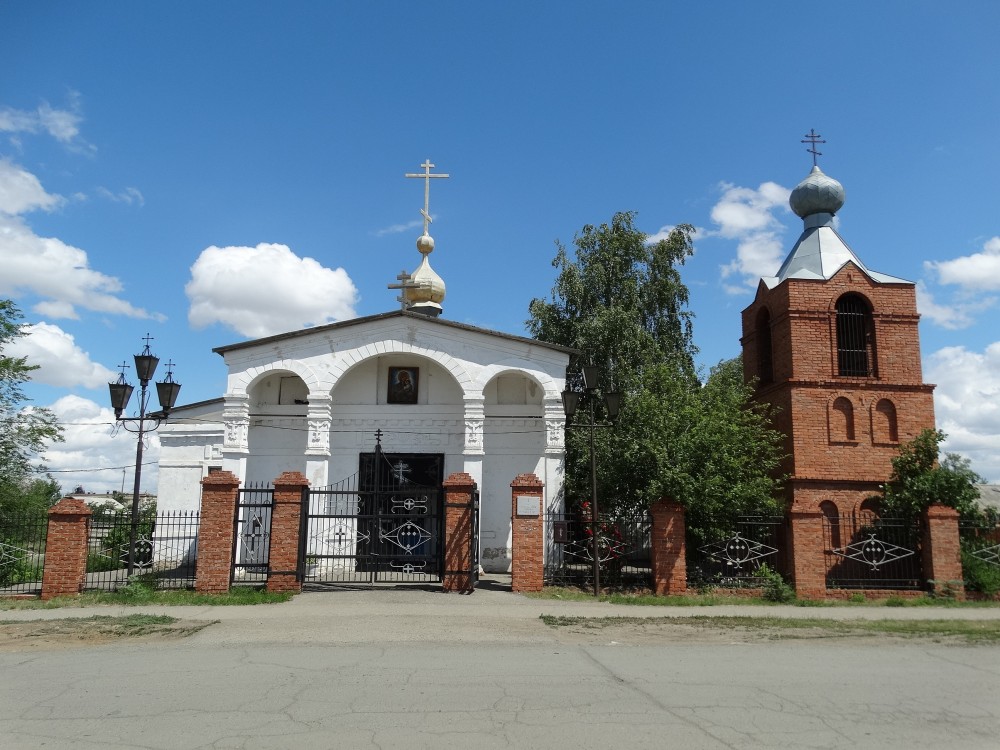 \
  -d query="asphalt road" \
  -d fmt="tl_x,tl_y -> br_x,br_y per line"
2,584 -> 999,749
